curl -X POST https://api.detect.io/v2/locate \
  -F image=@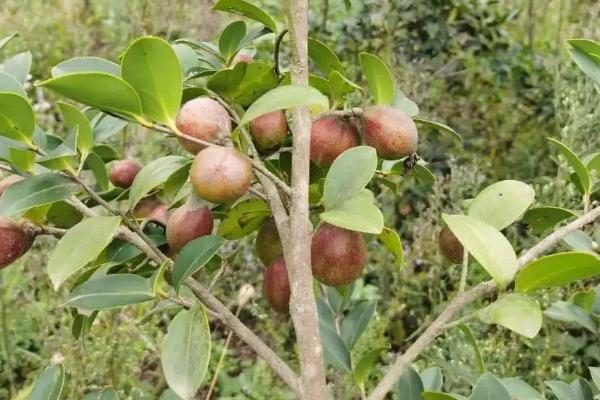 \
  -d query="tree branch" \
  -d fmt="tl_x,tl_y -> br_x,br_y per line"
367,204 -> 600,400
